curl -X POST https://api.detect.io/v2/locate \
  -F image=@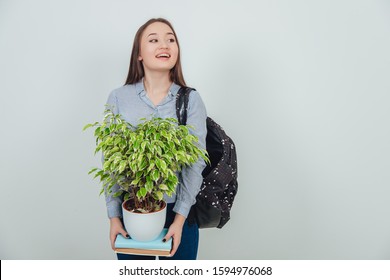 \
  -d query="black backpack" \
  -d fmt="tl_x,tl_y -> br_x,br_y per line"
176,87 -> 238,229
